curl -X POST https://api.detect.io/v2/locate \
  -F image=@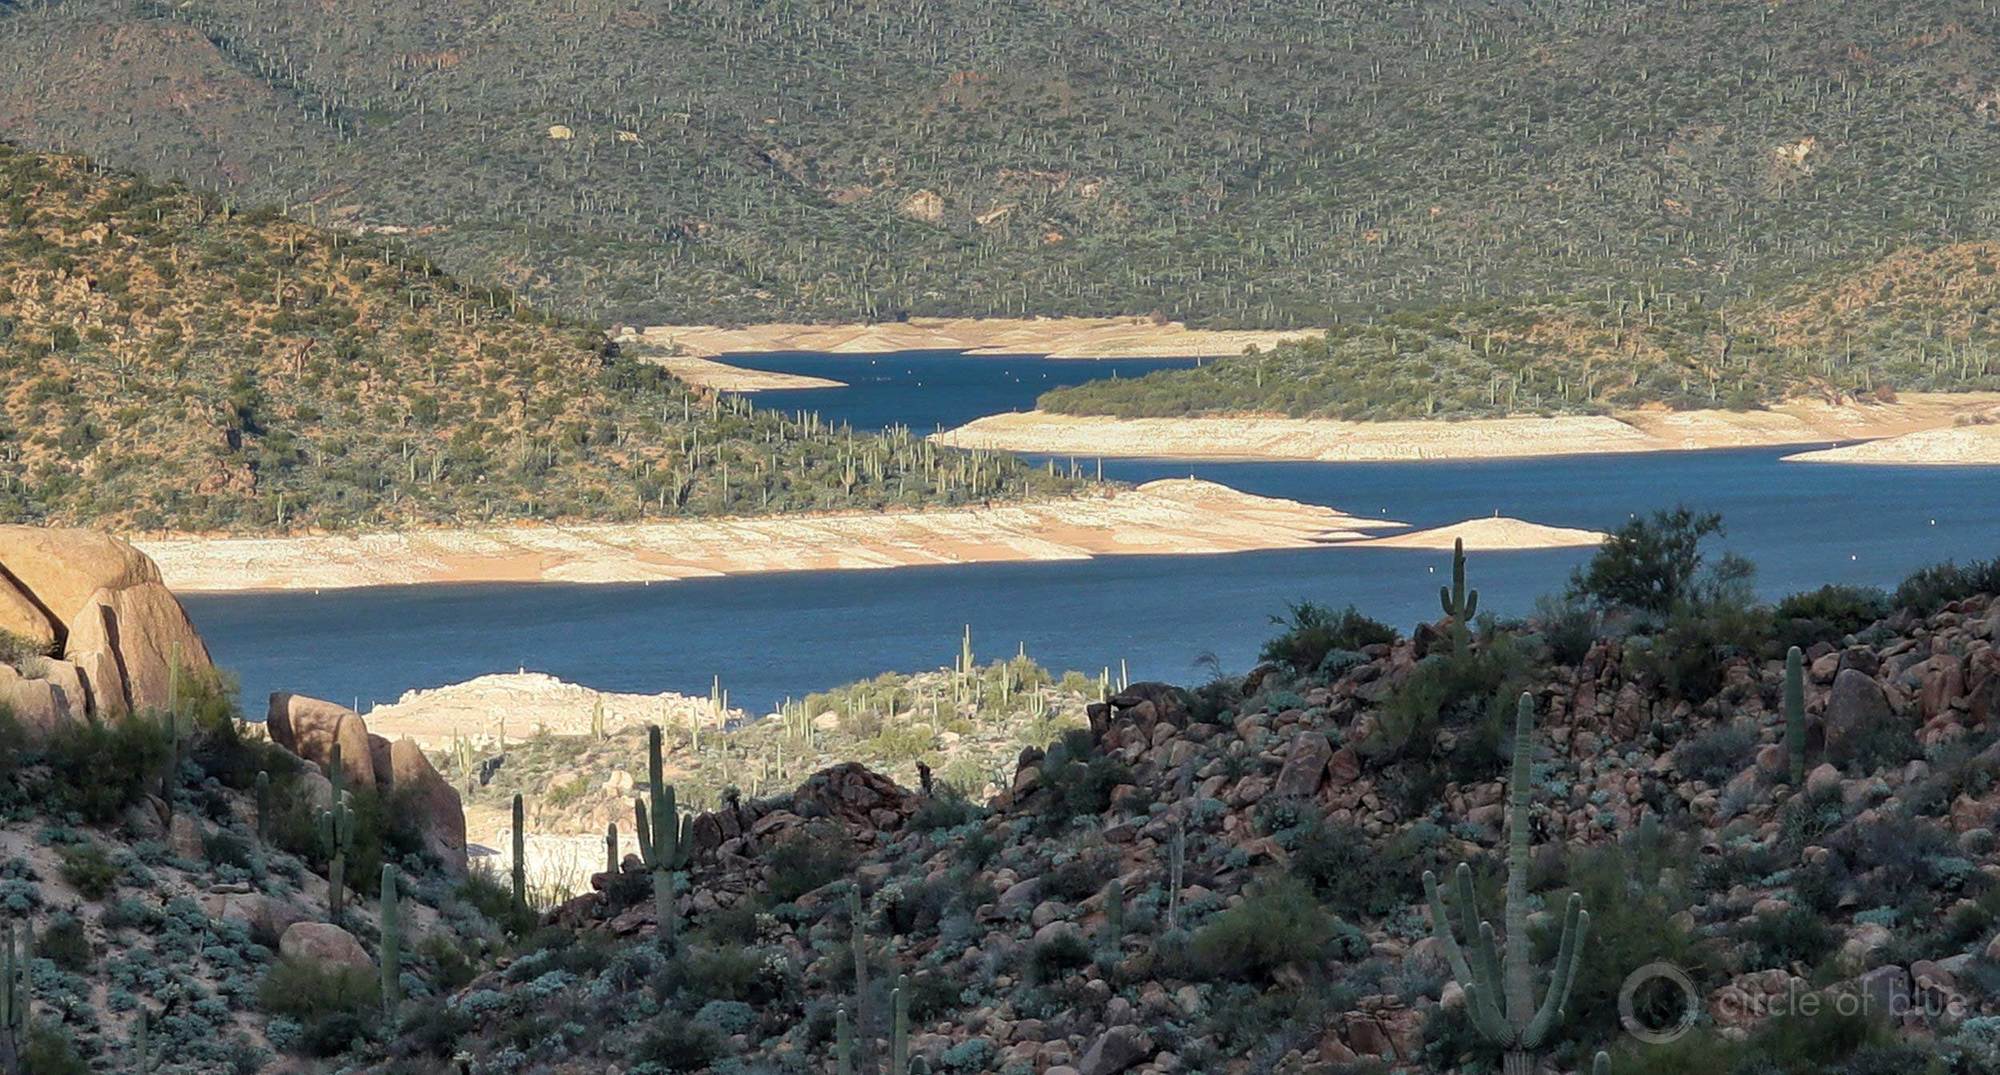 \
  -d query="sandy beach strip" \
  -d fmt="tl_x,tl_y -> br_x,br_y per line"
645,352 -> 845,392
932,393 -> 2000,463
134,480 -> 1608,594
1782,423 -> 2000,465
628,316 -> 1316,363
